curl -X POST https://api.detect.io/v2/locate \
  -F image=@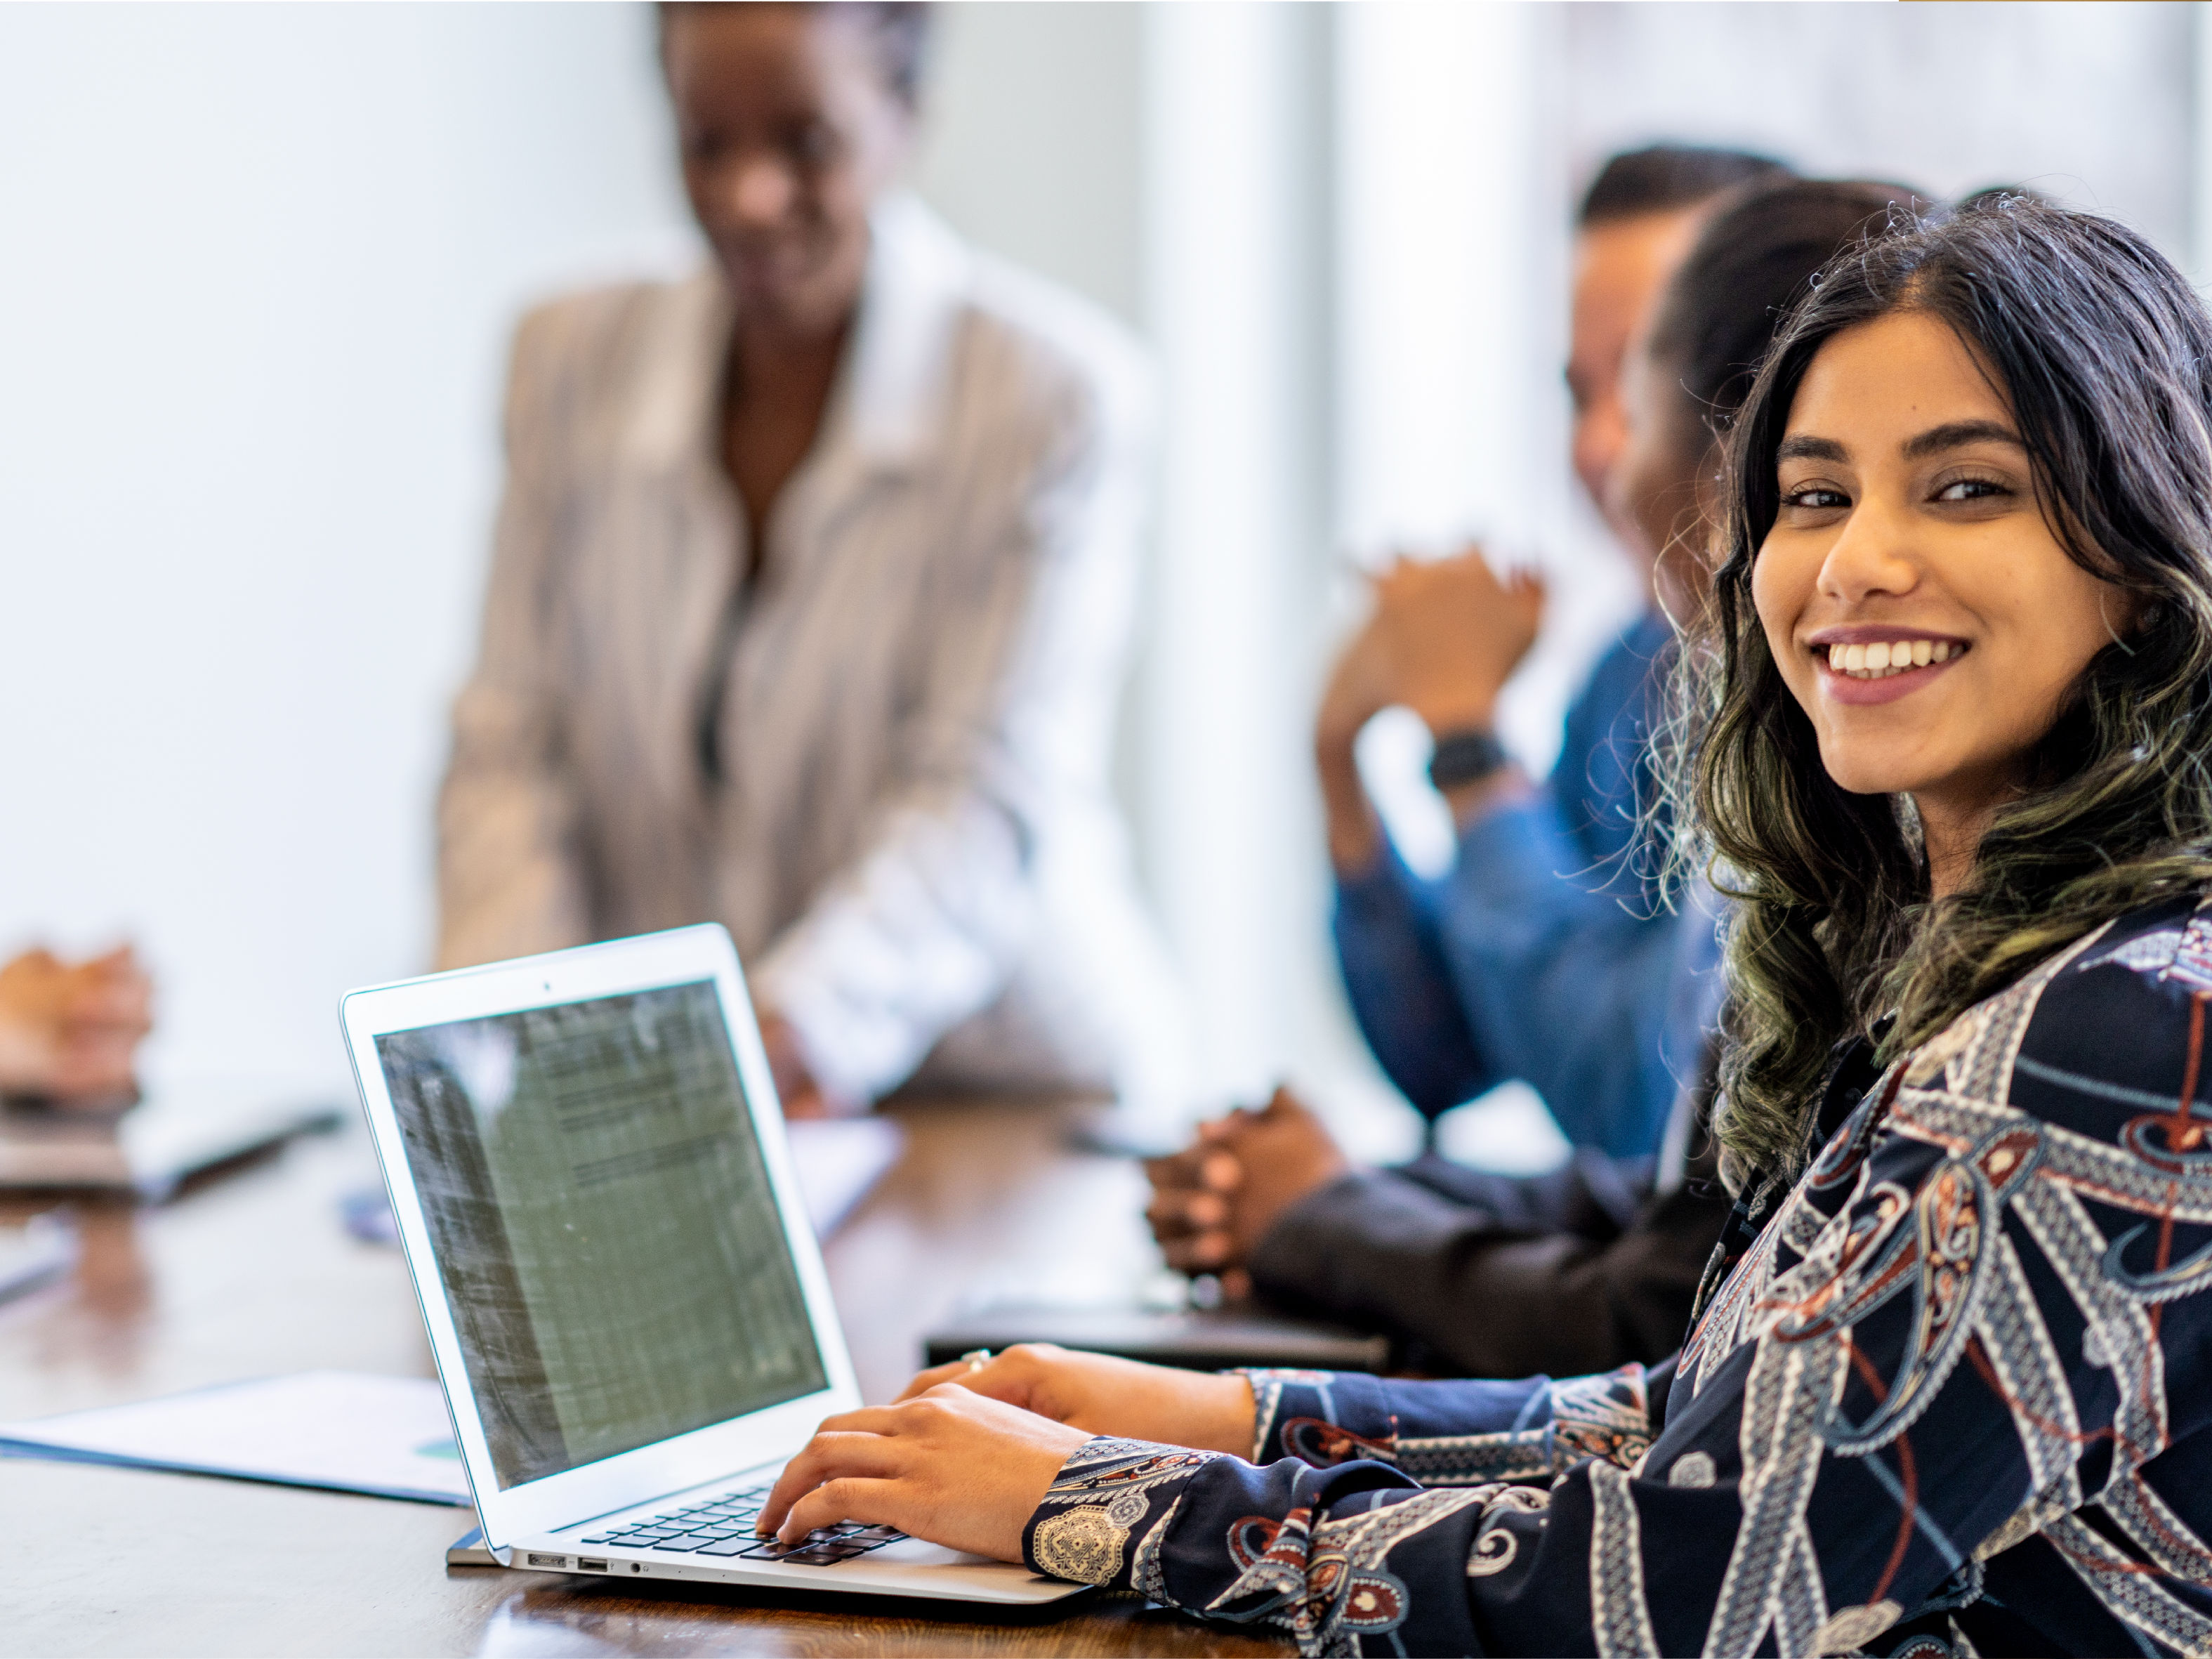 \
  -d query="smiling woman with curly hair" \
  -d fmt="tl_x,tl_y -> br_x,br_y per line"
740,198 -> 2212,1658
1685,198 -> 2212,1206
